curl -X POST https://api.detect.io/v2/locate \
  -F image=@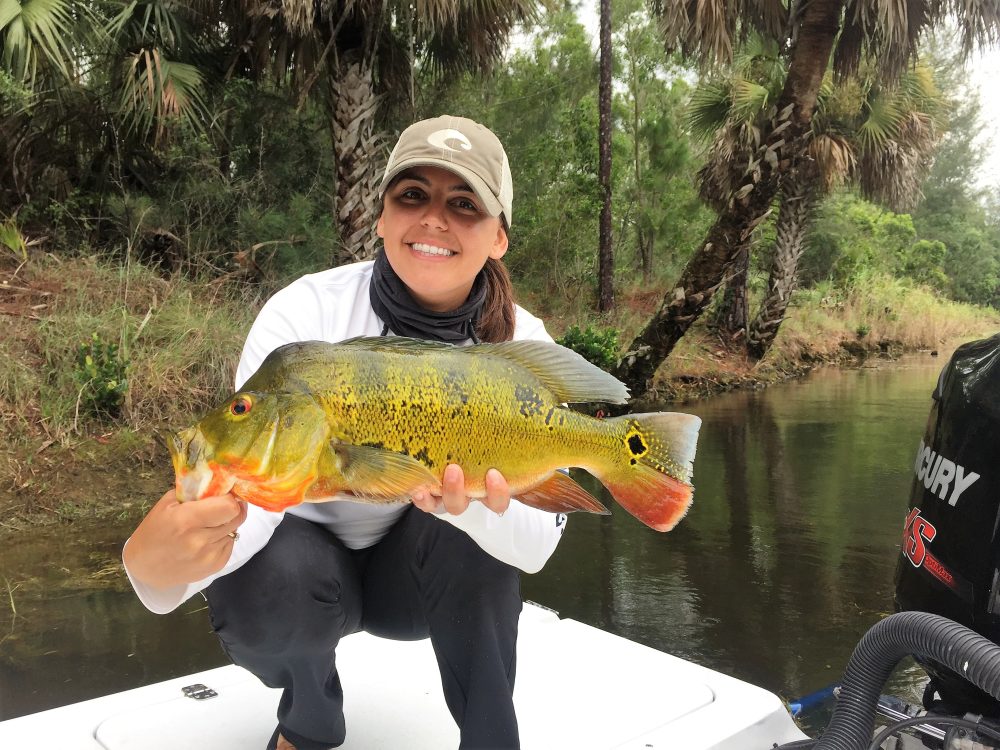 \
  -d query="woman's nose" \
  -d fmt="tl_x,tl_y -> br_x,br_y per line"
420,201 -> 448,230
